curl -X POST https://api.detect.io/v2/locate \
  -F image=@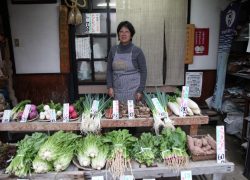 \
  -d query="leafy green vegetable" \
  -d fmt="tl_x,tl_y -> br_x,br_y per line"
132,133 -> 160,166
6,133 -> 48,177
